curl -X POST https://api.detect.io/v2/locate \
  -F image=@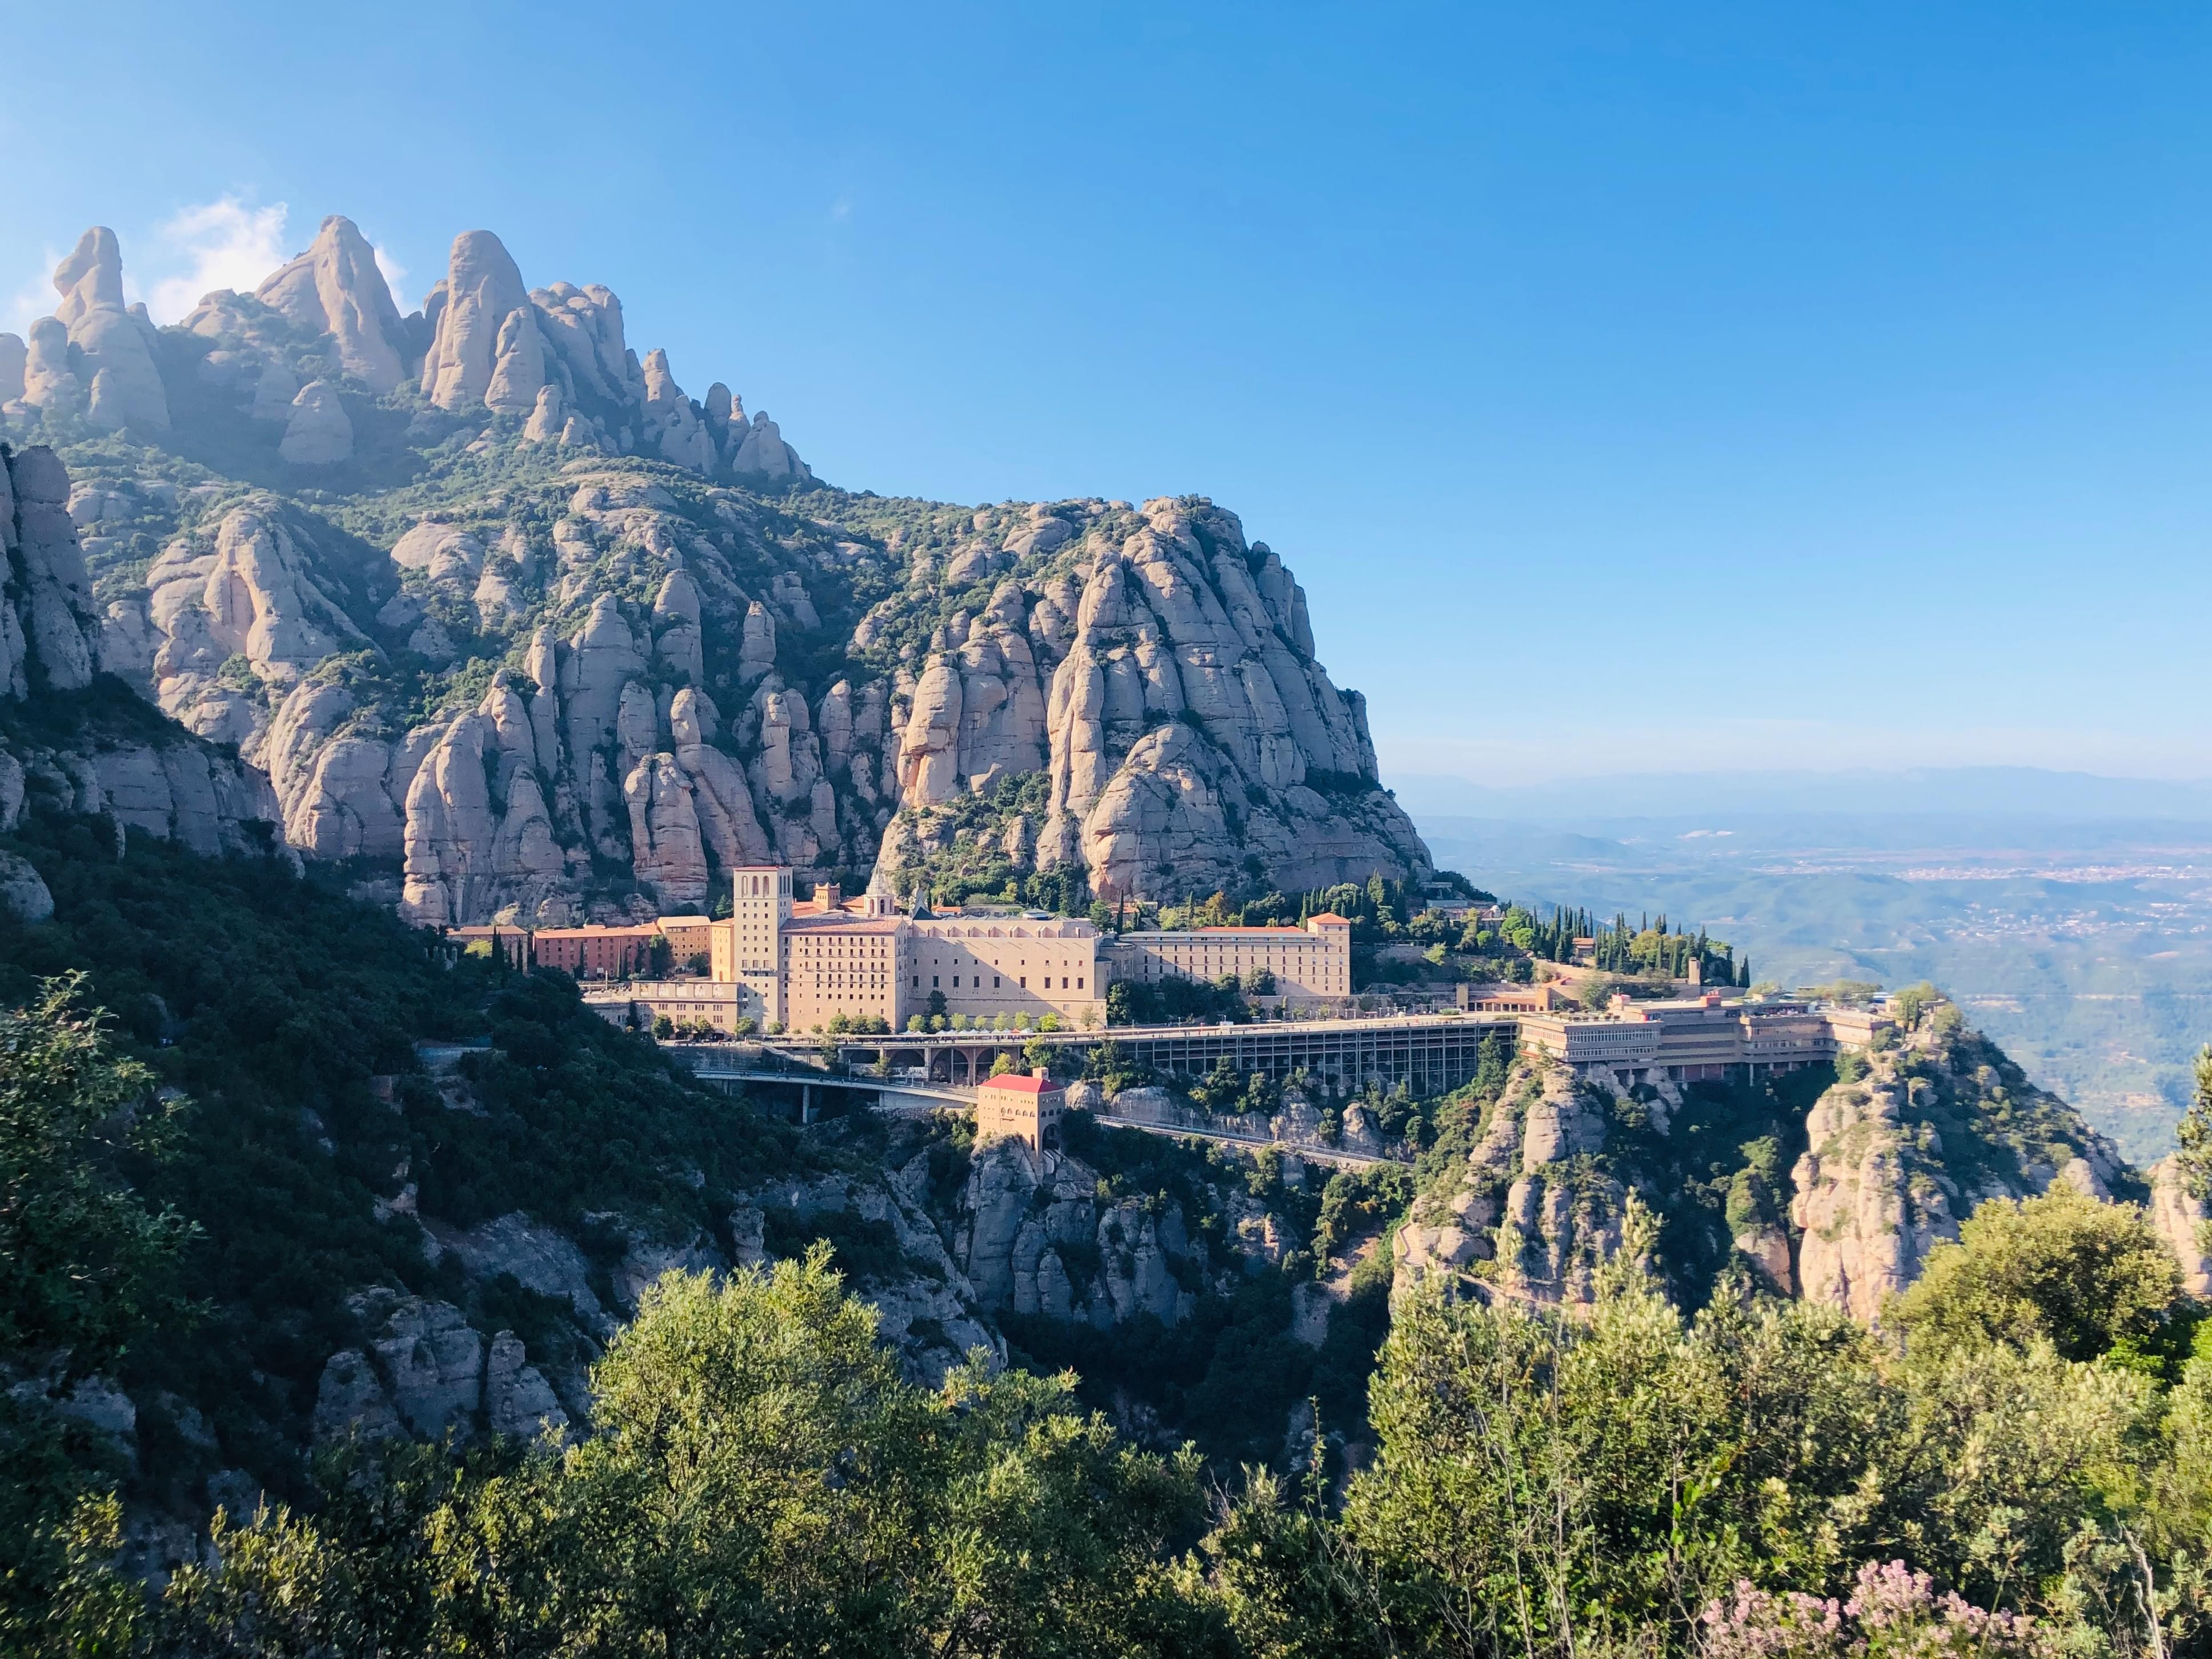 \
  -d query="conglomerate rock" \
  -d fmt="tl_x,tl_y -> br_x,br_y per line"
2,217 -> 1417,922
255,215 -> 408,394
